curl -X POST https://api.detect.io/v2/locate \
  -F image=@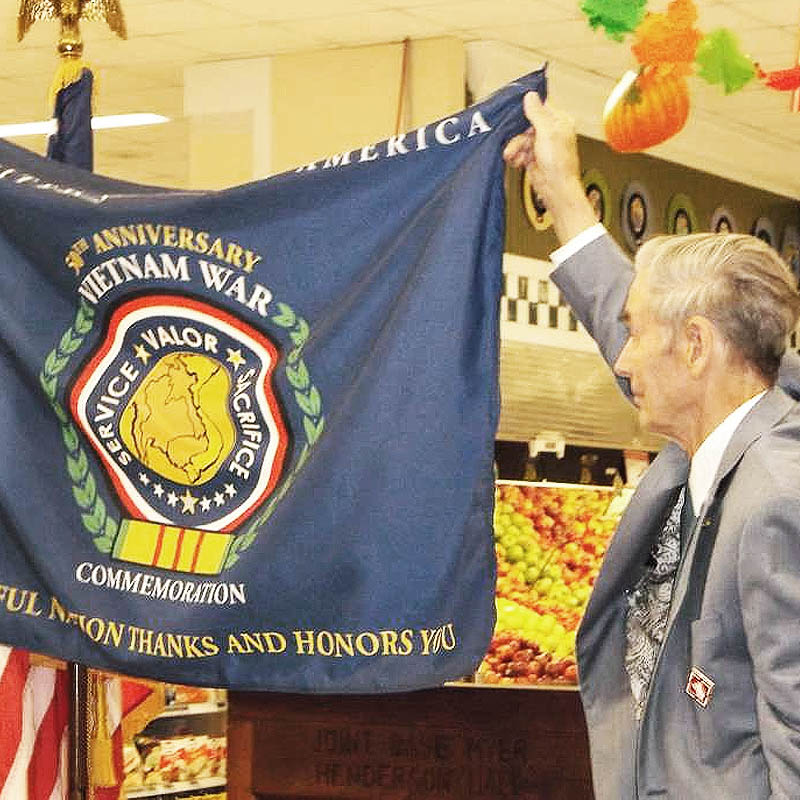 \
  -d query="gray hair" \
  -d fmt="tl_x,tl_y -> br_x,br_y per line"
634,233 -> 800,381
